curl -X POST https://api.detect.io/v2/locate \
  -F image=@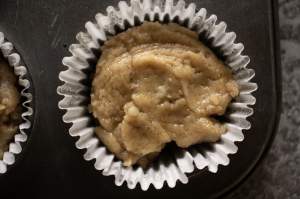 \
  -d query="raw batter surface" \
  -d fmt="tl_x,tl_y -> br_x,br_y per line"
91,22 -> 239,167
0,57 -> 21,159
